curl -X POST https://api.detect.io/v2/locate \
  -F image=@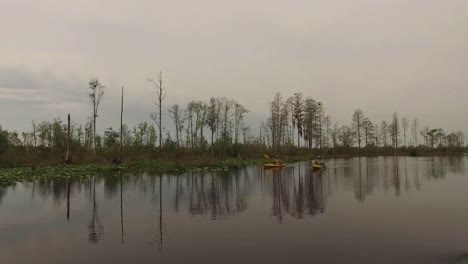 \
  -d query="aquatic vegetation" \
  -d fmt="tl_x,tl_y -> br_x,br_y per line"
0,158 -> 270,187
